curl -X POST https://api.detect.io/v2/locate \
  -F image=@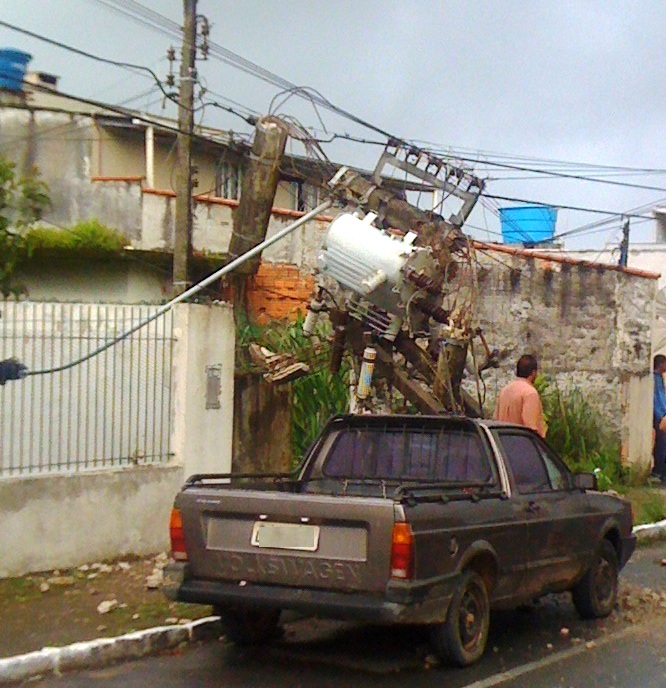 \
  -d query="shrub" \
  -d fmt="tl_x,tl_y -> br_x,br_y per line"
535,376 -> 625,489
26,219 -> 127,253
